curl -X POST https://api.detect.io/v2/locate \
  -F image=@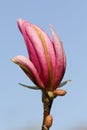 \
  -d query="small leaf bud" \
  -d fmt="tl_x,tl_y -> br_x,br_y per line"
53,89 -> 67,96
45,115 -> 53,128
